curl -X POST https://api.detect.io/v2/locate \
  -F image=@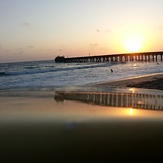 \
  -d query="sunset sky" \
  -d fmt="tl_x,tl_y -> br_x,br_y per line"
1,0 -> 163,63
